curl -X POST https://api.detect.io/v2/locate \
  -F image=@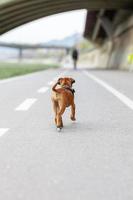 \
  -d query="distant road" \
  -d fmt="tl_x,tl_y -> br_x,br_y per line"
0,68 -> 133,200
